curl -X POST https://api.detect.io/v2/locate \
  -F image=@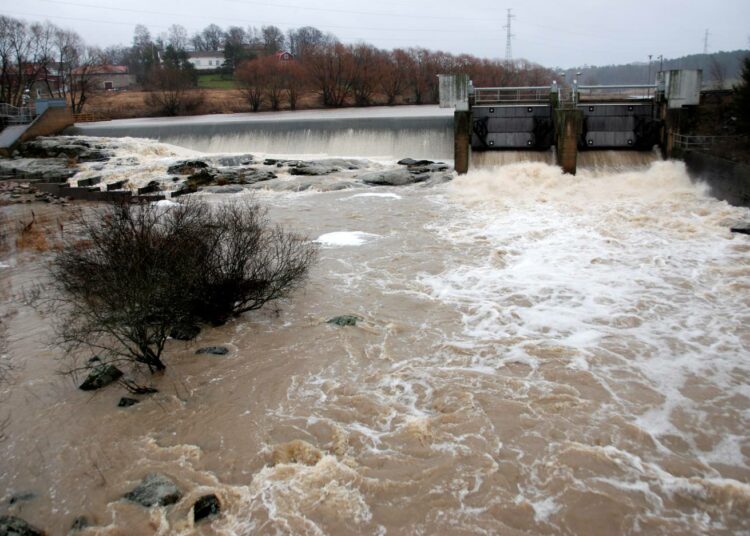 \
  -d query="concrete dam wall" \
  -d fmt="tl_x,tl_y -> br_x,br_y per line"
69,106 -> 455,160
